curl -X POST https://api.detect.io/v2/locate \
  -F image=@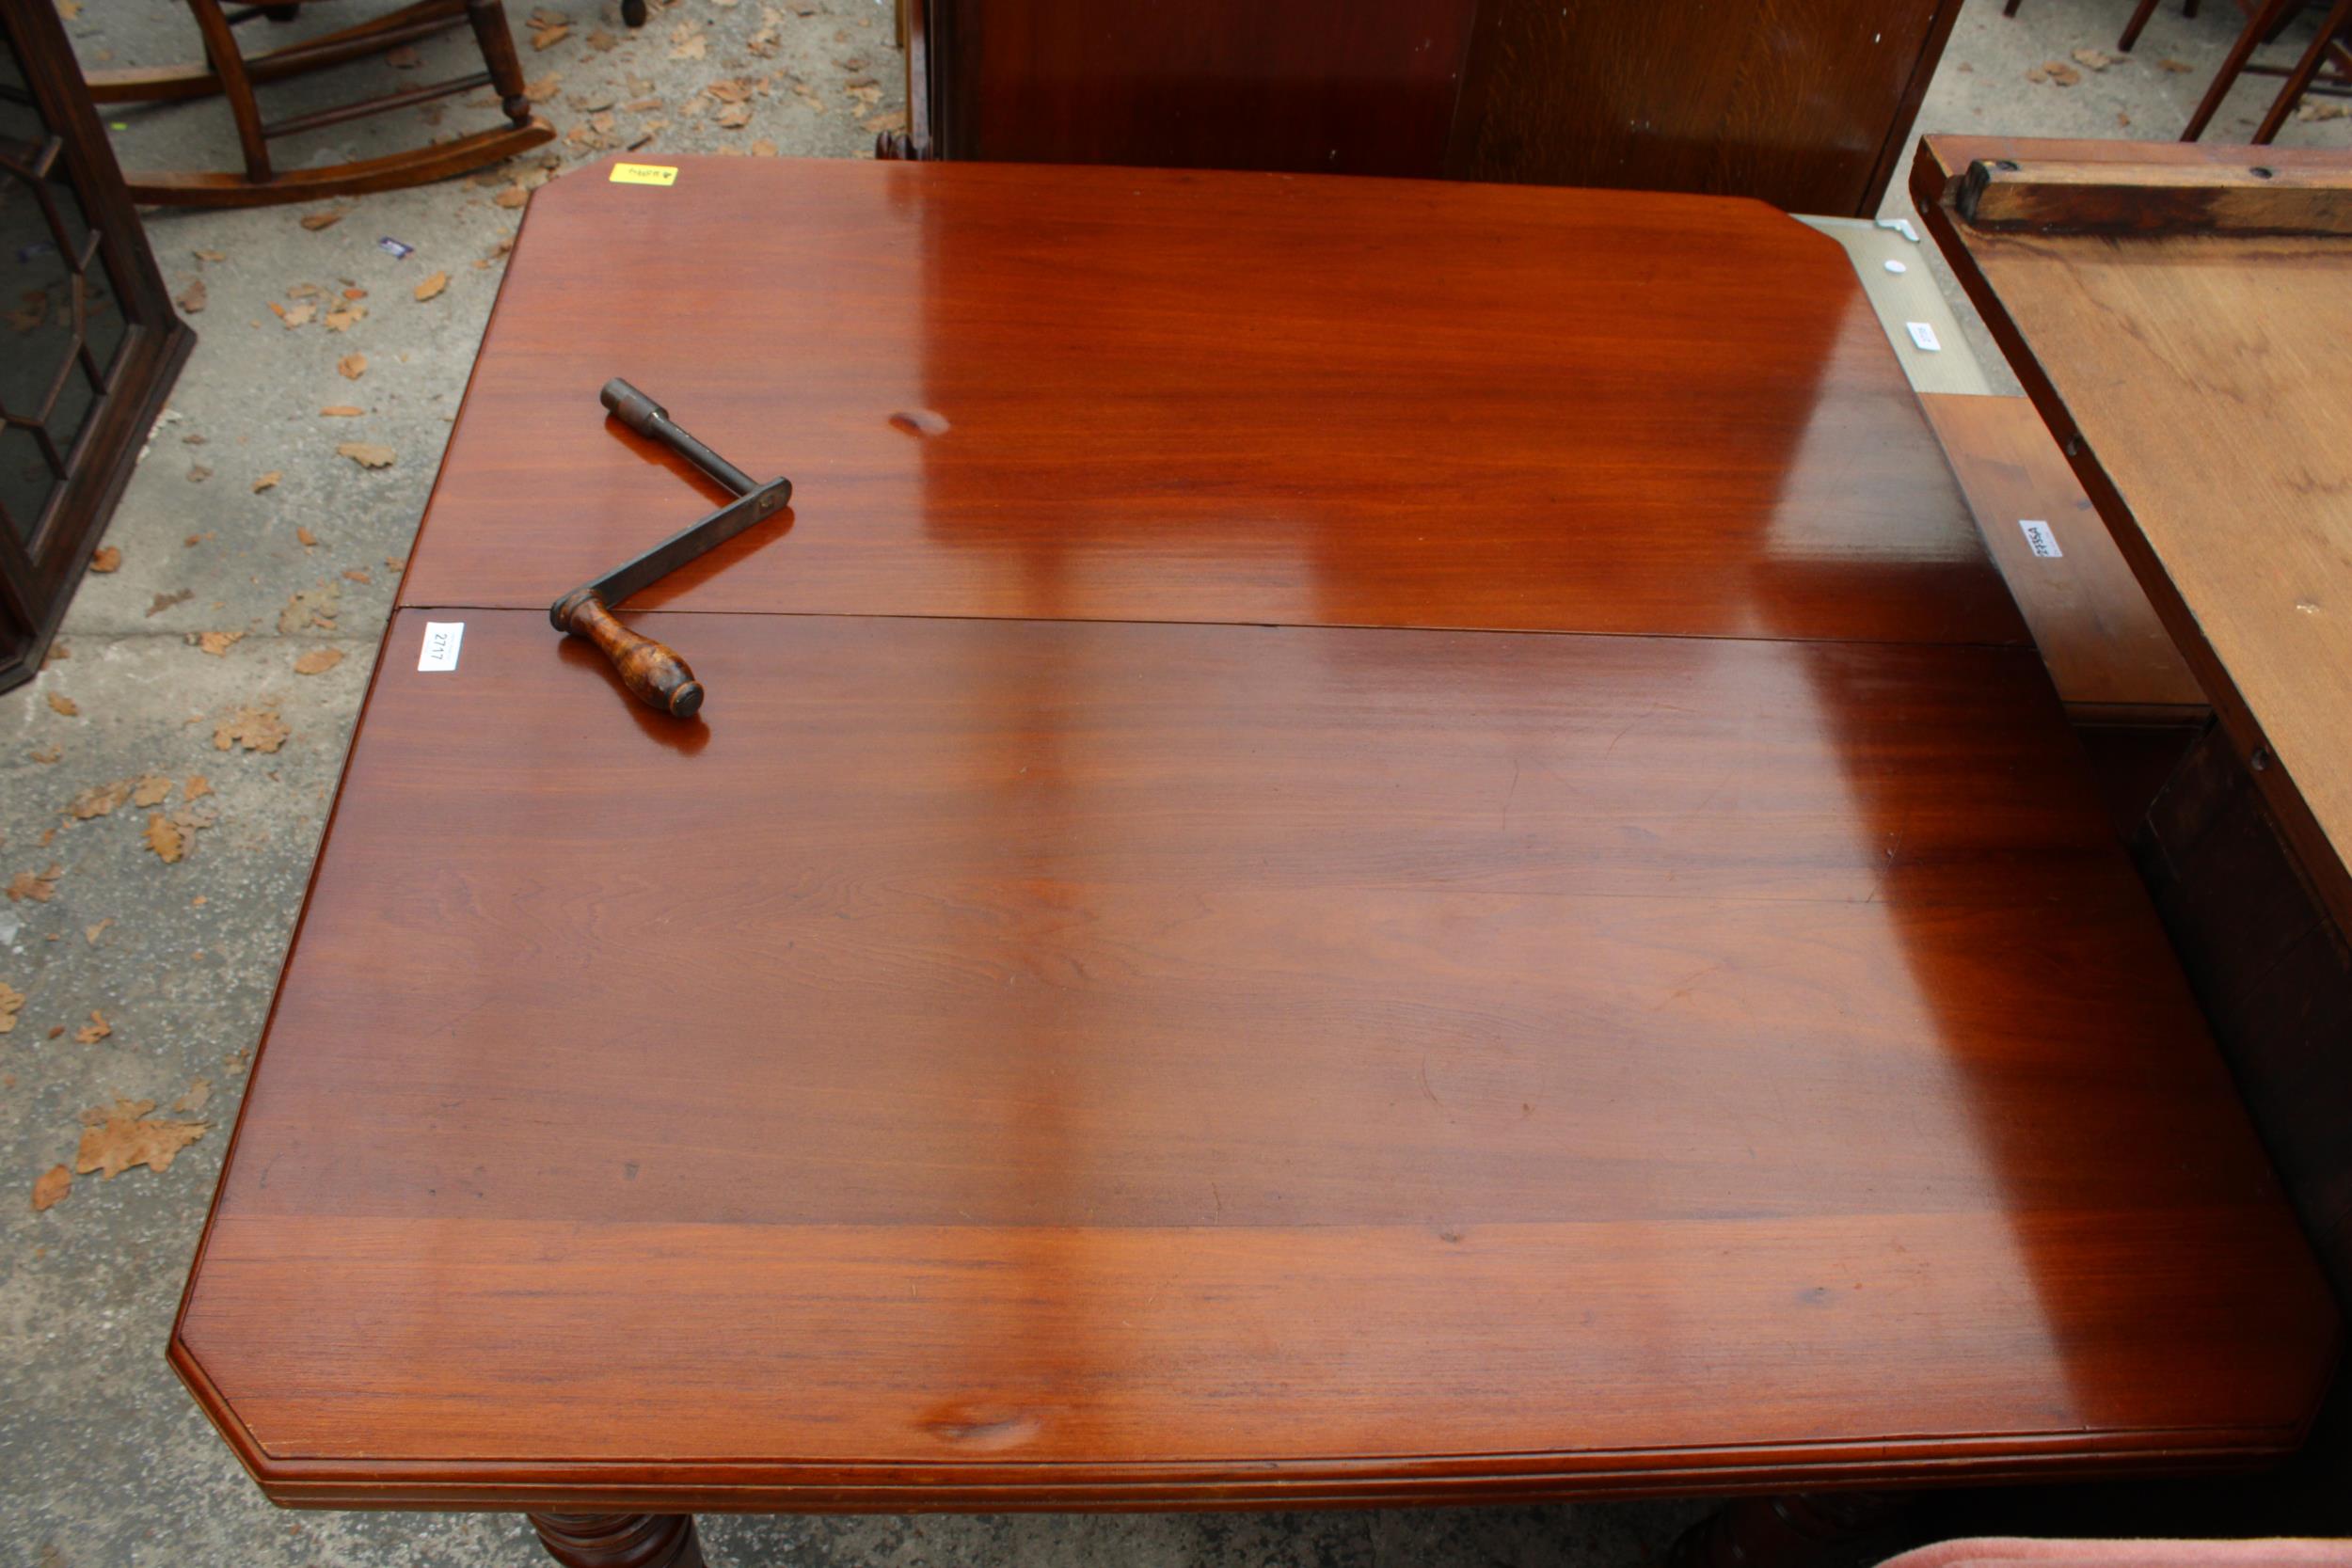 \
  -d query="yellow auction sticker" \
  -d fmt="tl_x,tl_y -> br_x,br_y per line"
609,163 -> 678,187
